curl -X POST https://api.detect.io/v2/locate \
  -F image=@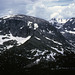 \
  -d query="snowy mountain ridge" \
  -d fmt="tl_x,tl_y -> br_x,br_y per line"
0,15 -> 75,73
49,18 -> 68,24
49,18 -> 69,30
